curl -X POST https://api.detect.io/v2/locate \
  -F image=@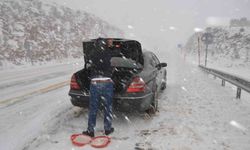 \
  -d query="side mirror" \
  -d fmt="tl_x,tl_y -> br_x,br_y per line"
156,62 -> 167,69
